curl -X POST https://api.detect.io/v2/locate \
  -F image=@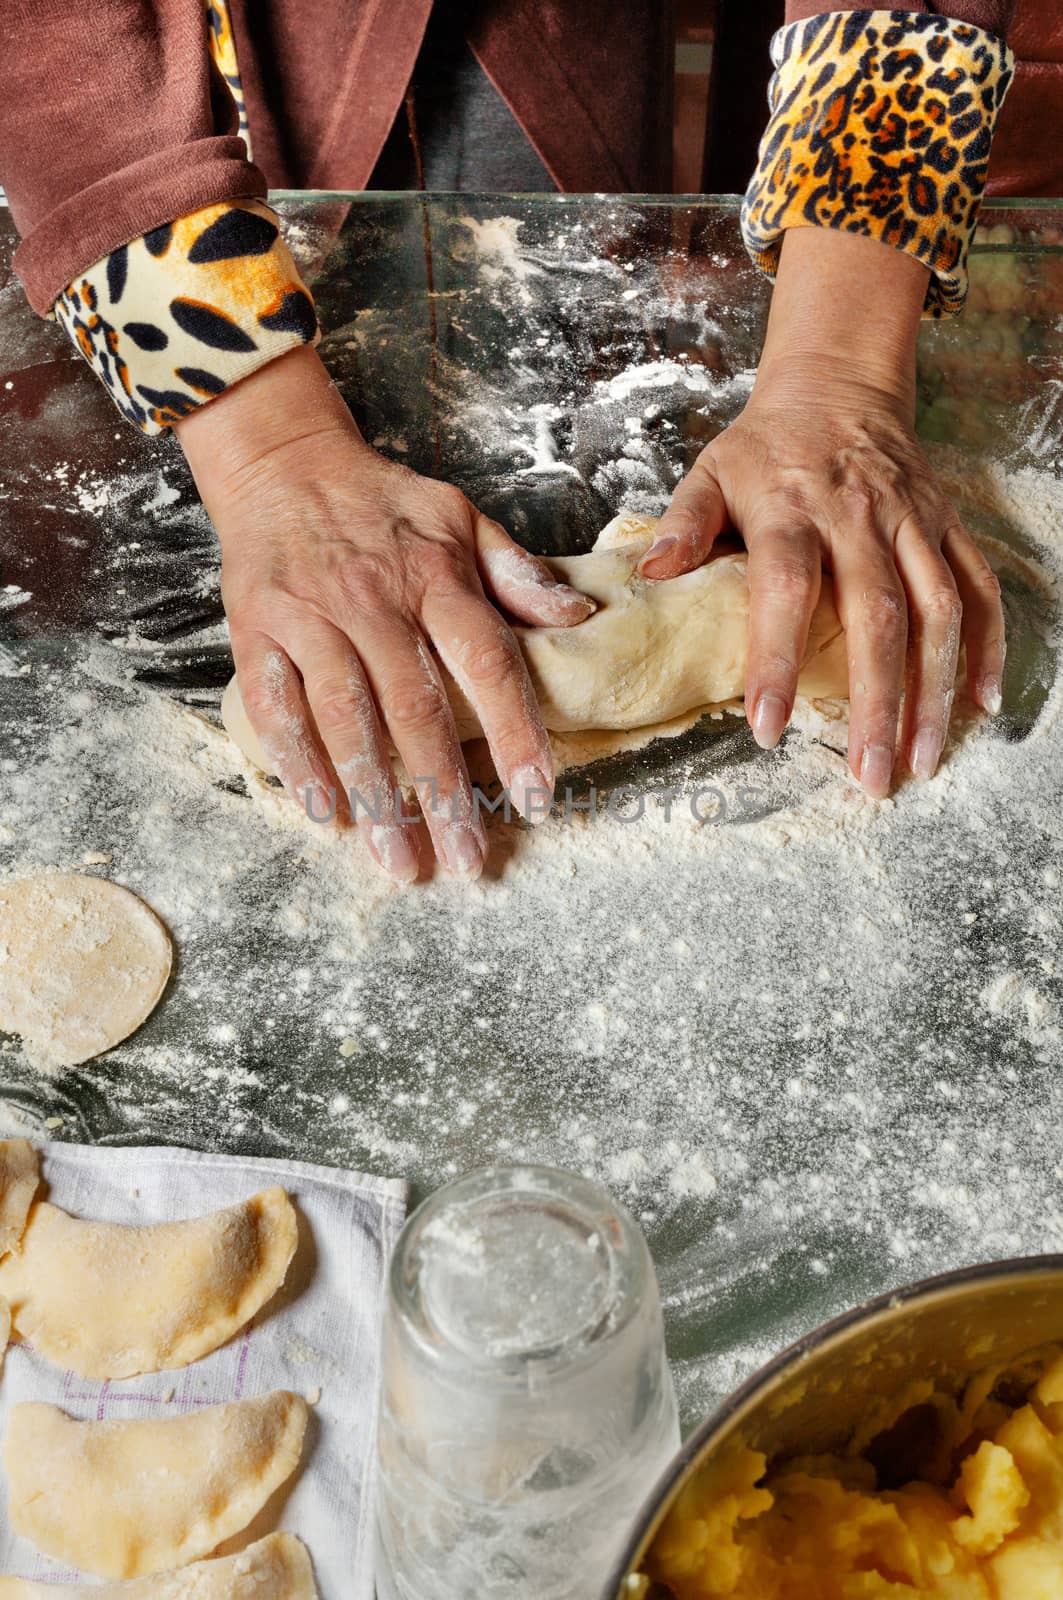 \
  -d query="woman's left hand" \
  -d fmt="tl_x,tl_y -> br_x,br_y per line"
639,227 -> 1005,798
